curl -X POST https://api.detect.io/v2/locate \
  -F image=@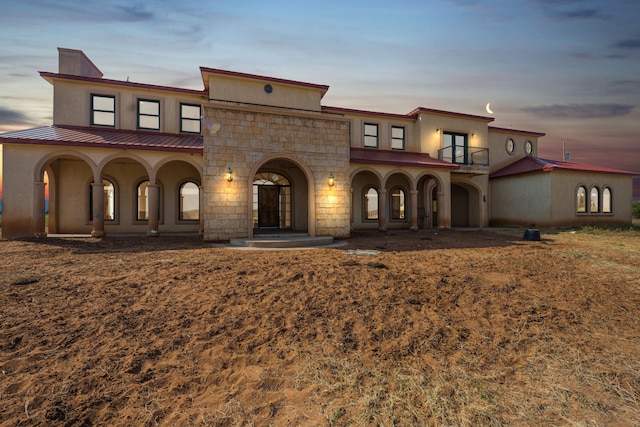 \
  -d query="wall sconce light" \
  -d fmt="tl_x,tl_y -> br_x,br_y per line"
226,165 -> 233,182
472,132 -> 476,137
328,171 -> 335,187
436,128 -> 441,133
